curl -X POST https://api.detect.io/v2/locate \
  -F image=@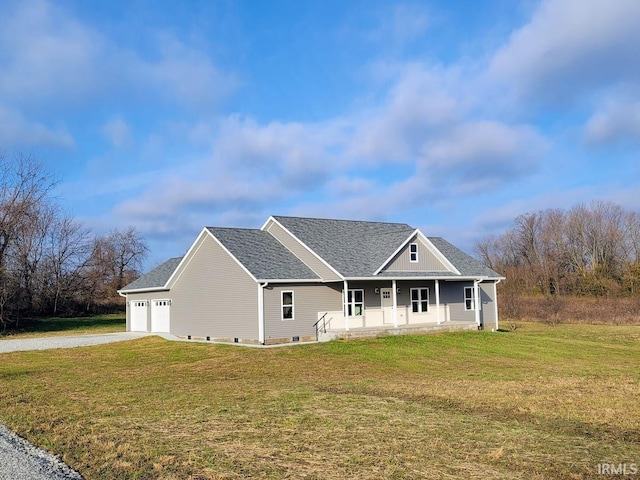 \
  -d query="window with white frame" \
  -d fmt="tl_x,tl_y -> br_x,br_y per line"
411,287 -> 429,313
347,289 -> 364,316
282,291 -> 294,320
409,243 -> 418,262
464,286 -> 476,311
